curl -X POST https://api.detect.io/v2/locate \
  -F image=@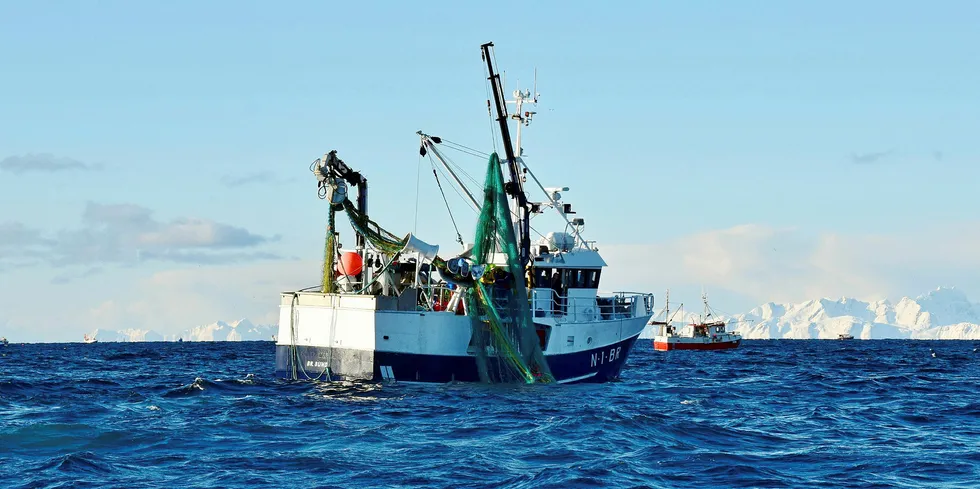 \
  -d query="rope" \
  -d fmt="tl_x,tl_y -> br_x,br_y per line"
429,163 -> 479,215
441,138 -> 490,159
288,292 -> 332,381
432,145 -> 483,189
424,140 -> 545,242
431,166 -> 465,246
423,138 -> 546,242
289,293 -> 300,380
